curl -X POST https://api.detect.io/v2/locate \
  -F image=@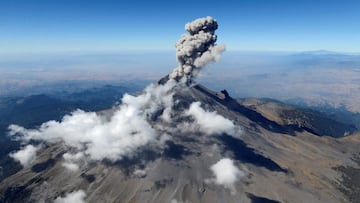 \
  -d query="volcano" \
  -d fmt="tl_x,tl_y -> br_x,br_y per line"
1,17 -> 360,203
